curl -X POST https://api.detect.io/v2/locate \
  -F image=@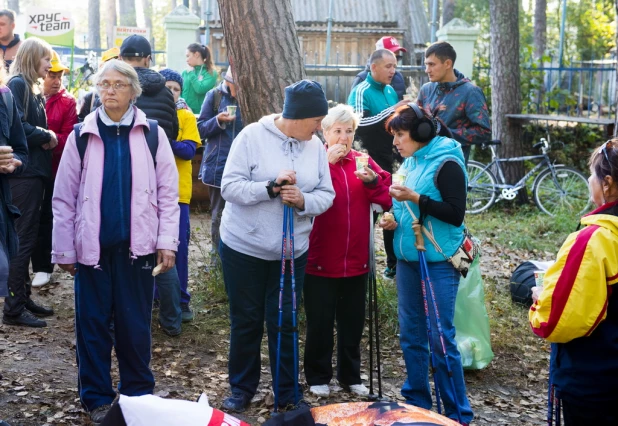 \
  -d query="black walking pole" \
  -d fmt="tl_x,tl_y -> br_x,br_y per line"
367,206 -> 383,400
